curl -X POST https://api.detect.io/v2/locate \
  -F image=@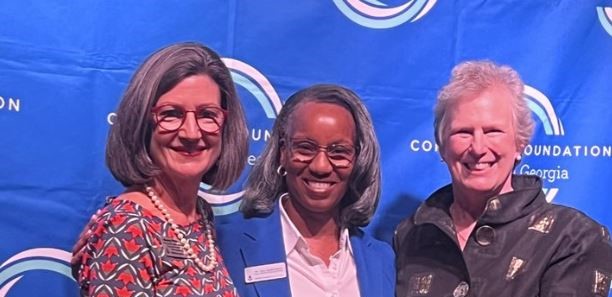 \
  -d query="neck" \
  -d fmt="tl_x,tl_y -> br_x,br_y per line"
282,196 -> 340,240
450,199 -> 479,225
451,192 -> 486,219
449,198 -> 479,252
282,195 -> 342,267
150,175 -> 201,222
